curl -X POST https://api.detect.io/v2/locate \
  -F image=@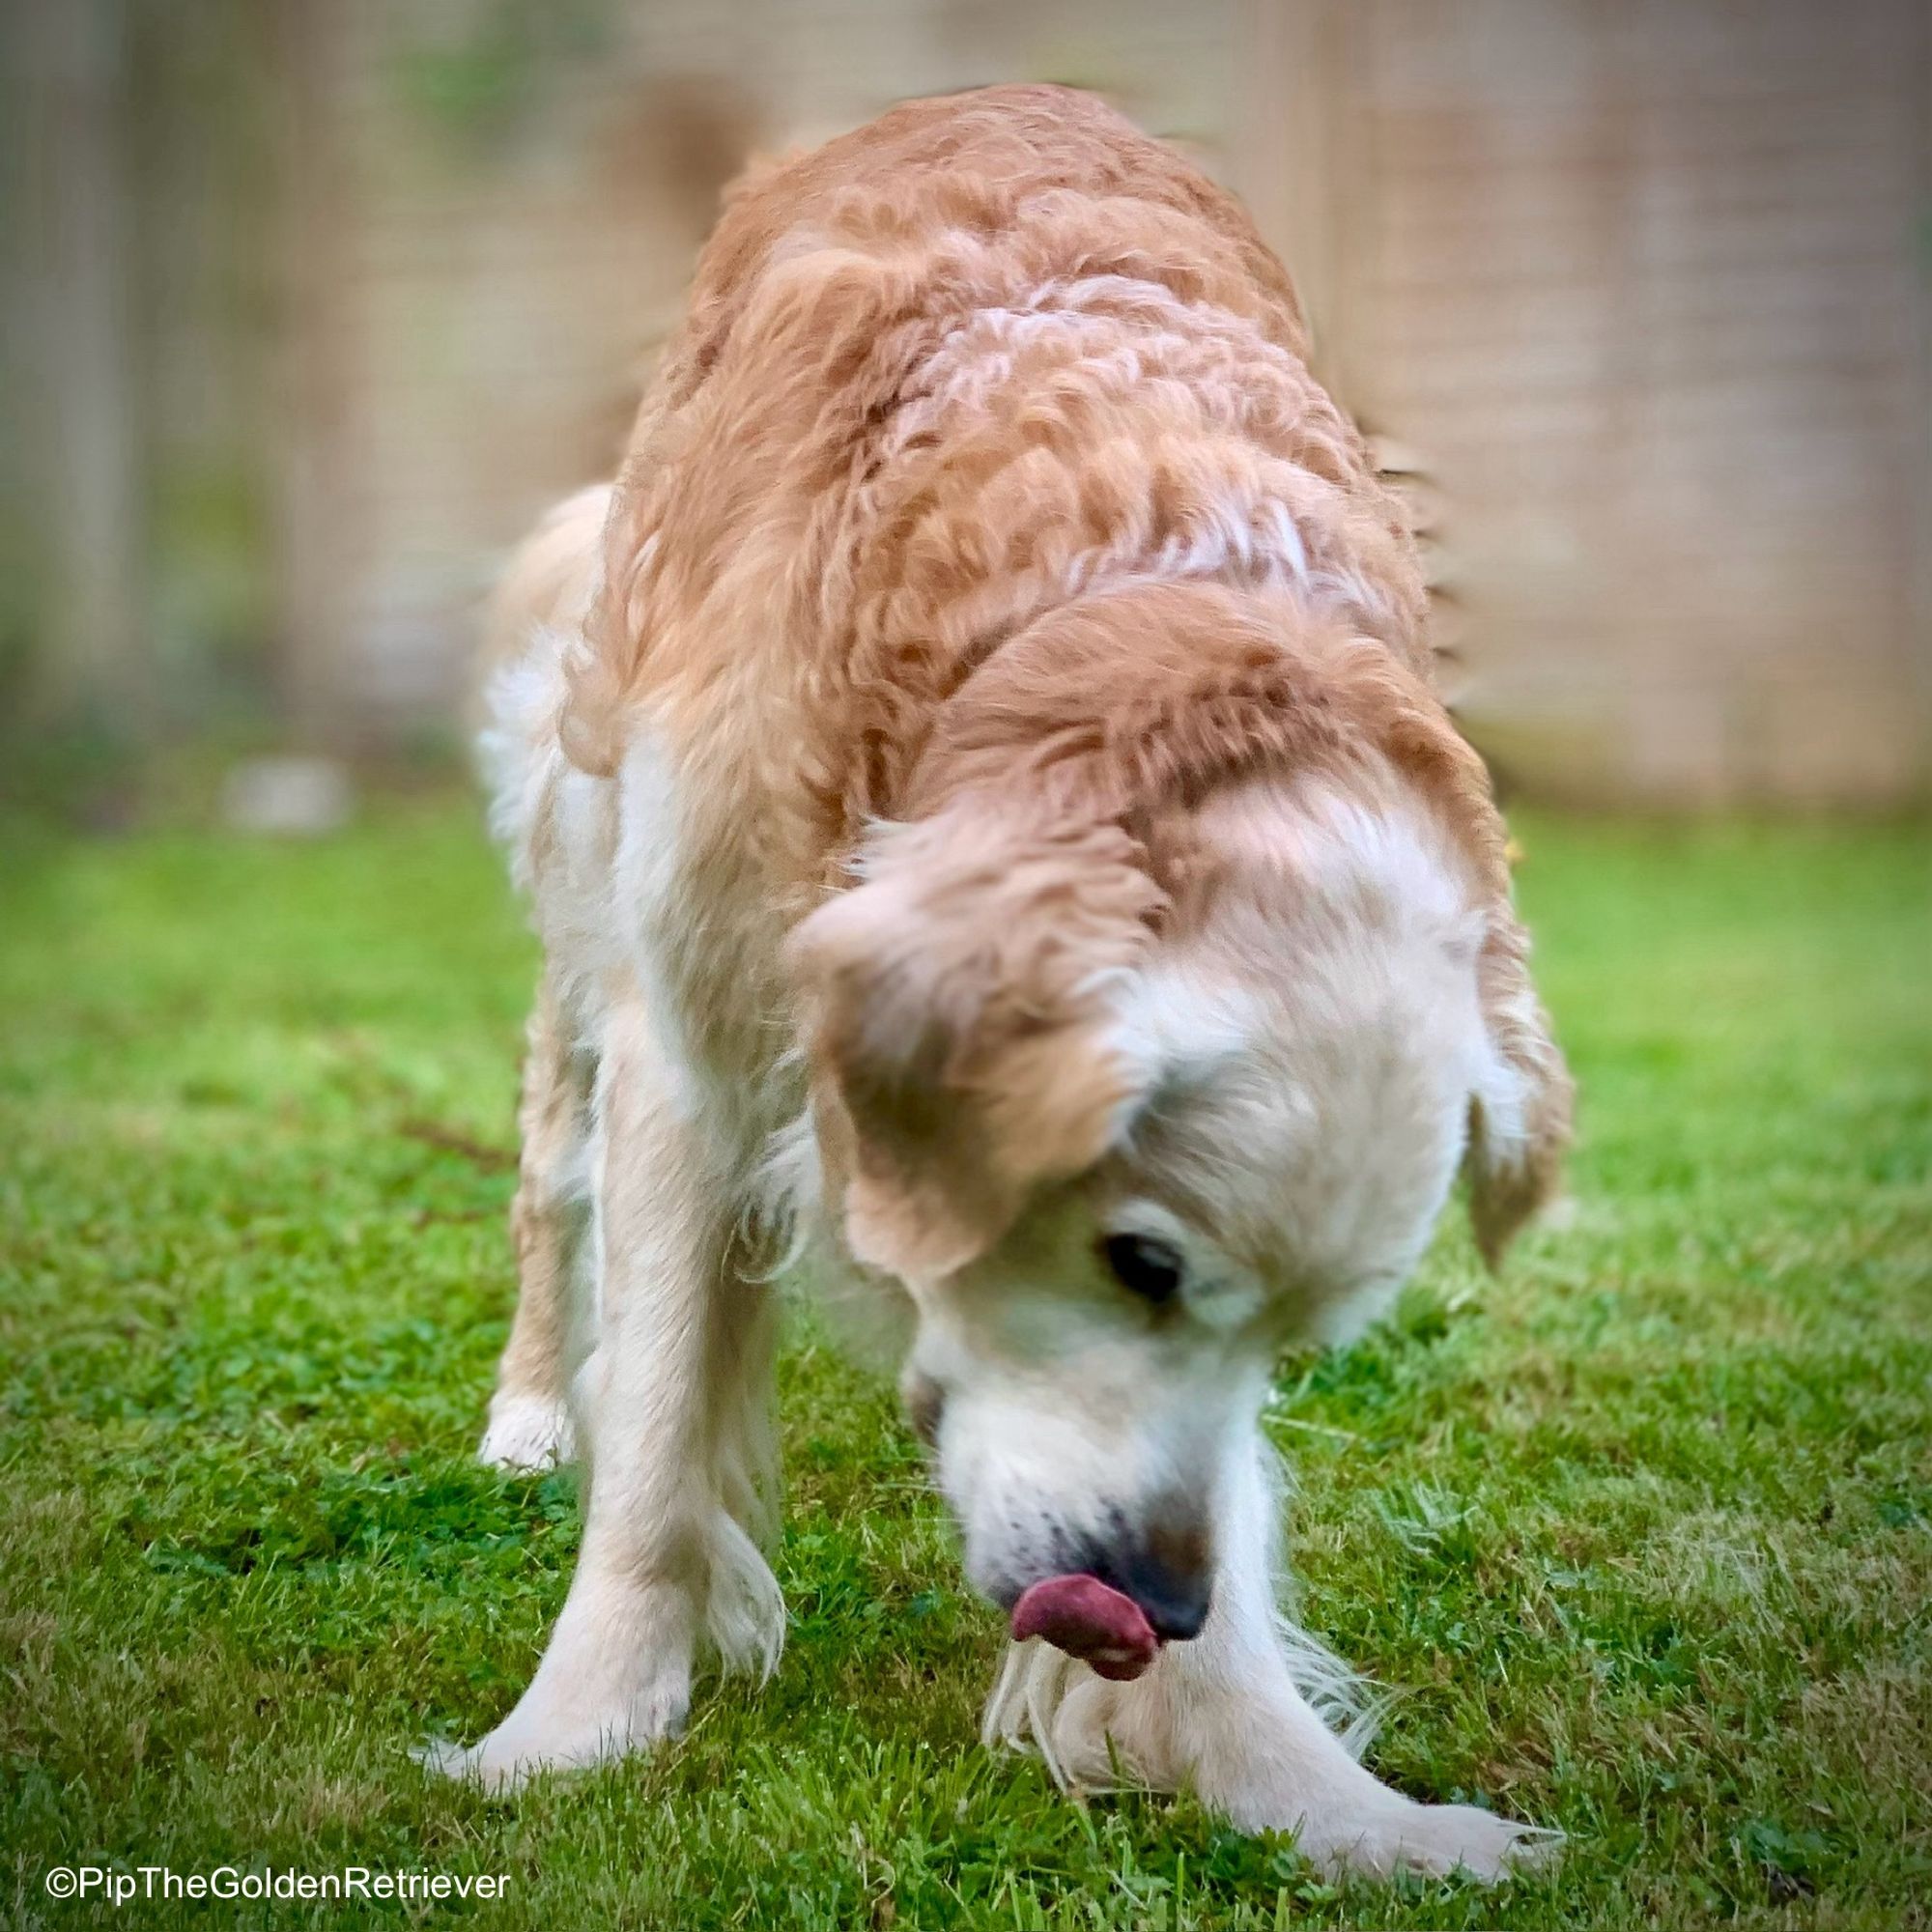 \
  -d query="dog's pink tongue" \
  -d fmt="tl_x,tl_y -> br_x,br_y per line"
1009,1574 -> 1157,1681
